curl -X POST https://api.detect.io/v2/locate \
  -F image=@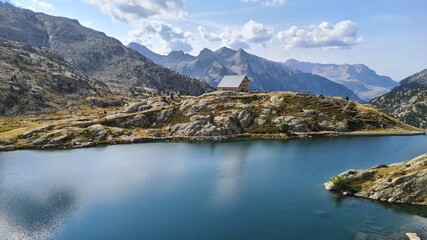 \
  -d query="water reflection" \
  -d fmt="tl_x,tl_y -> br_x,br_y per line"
211,144 -> 248,209
0,137 -> 425,240
0,188 -> 77,240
